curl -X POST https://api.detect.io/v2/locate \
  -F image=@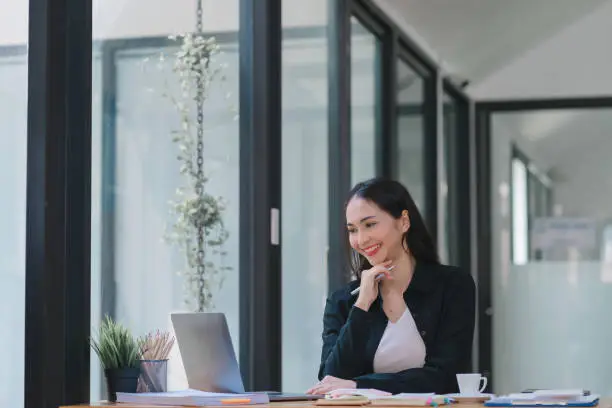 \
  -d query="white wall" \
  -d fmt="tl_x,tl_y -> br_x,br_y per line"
93,0 -> 328,39
471,0 -> 612,99
0,0 -> 328,45
371,0 -> 448,72
373,0 -> 612,100
0,0 -> 27,45
92,0 -> 238,40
